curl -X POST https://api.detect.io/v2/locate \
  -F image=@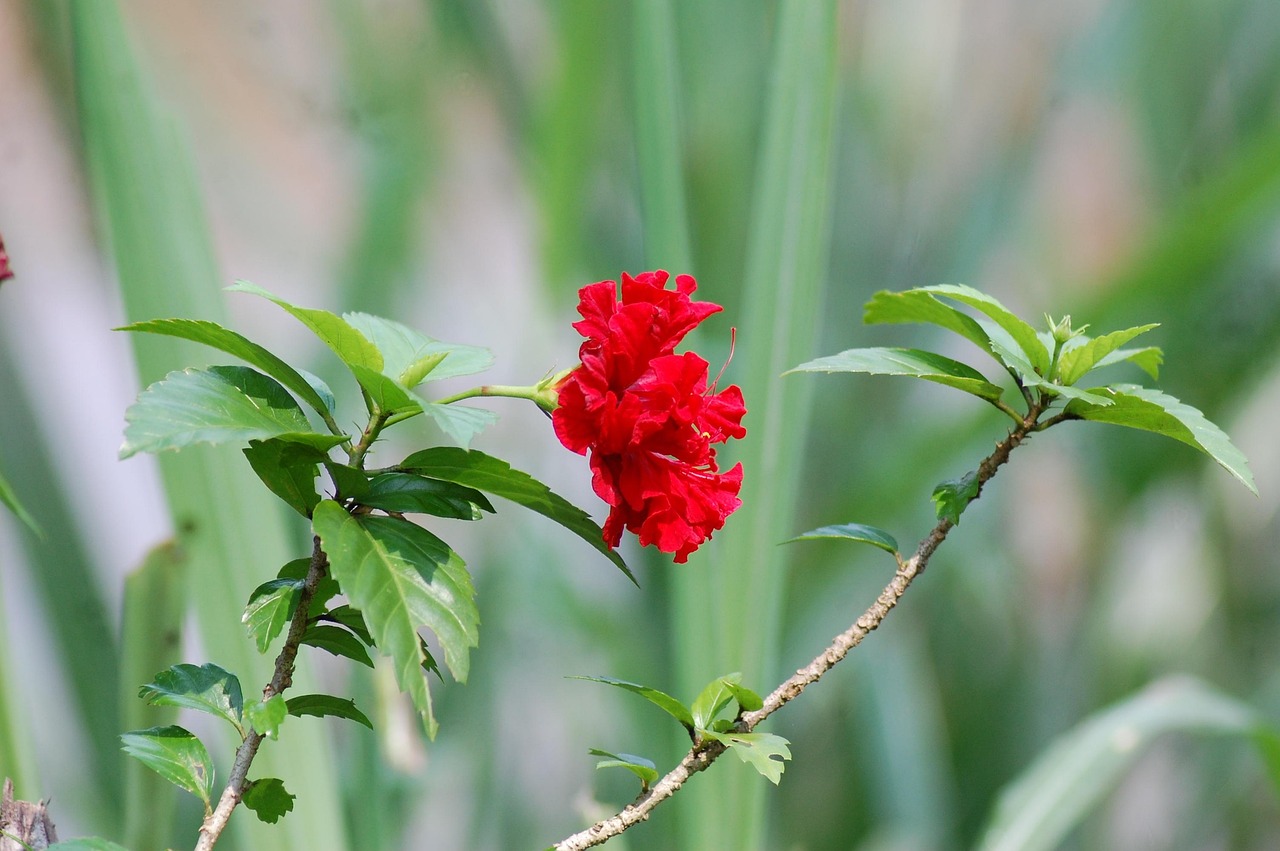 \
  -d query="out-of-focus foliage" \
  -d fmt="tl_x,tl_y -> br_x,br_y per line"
0,0 -> 1278,849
